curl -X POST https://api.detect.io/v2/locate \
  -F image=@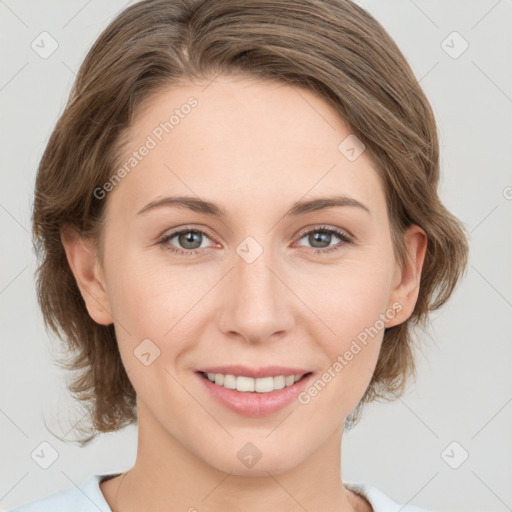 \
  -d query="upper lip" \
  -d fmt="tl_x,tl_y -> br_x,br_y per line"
196,365 -> 312,379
